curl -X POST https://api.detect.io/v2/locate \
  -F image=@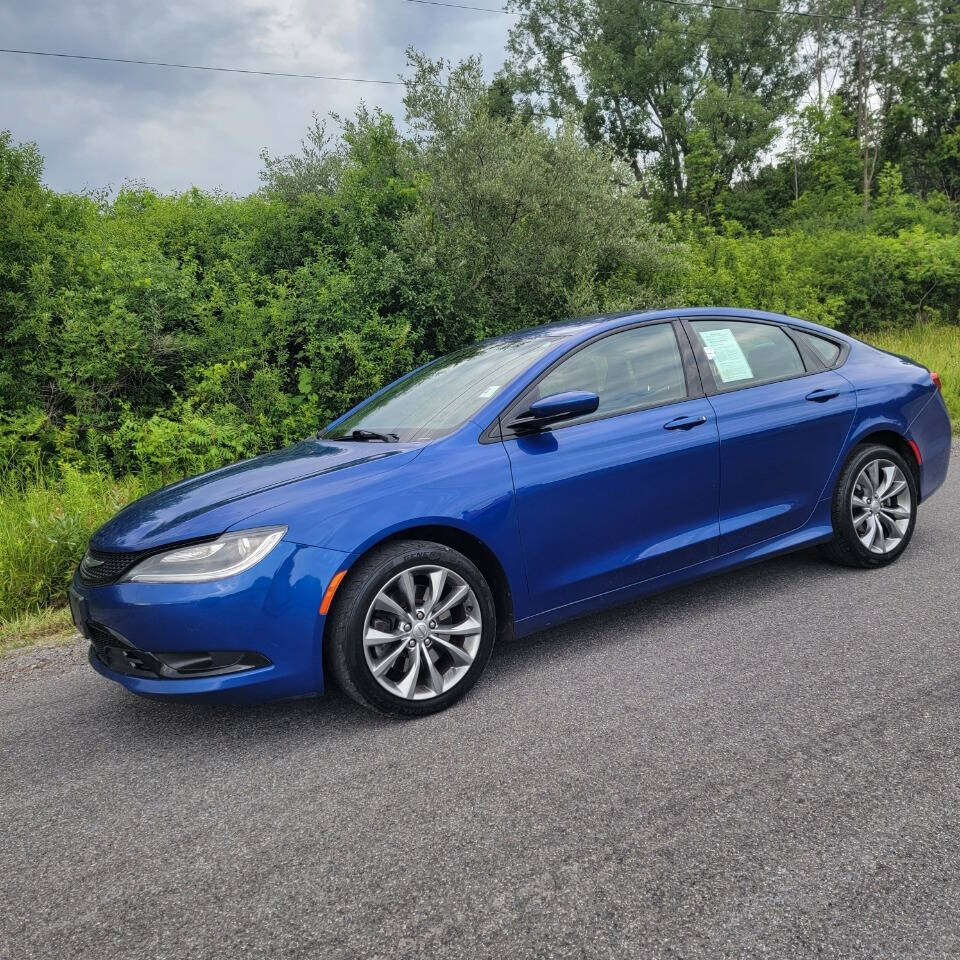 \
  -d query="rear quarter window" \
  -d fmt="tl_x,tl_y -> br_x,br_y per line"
796,330 -> 842,367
